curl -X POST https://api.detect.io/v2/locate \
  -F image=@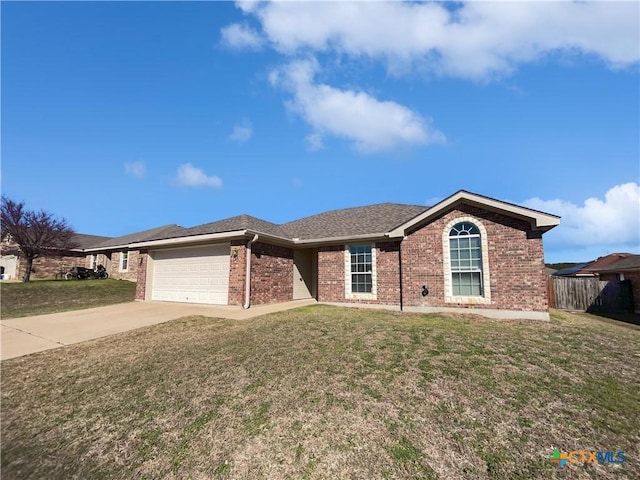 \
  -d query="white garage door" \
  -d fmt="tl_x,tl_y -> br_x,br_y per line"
151,245 -> 230,305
